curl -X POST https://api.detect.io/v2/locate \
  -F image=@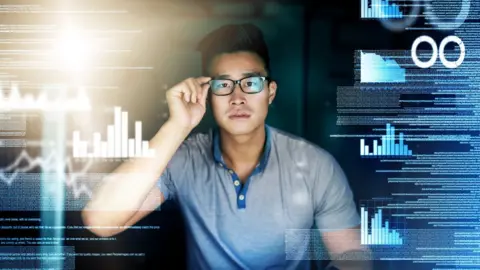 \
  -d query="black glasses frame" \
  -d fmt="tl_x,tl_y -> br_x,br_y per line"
208,76 -> 270,96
